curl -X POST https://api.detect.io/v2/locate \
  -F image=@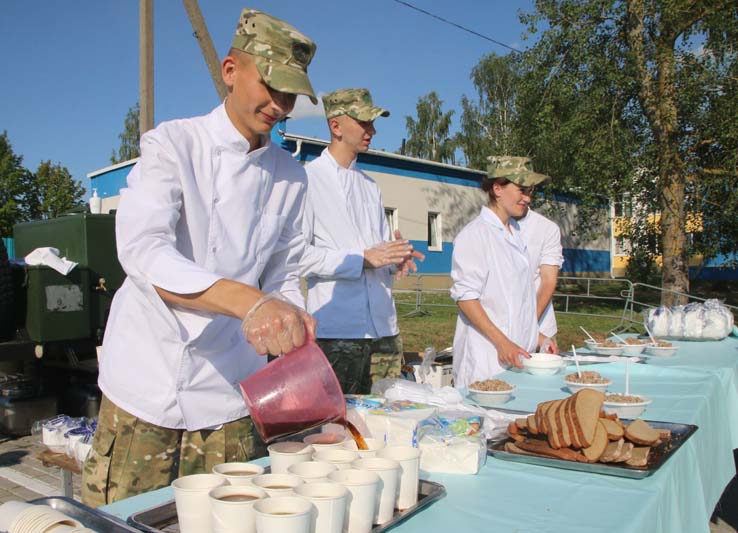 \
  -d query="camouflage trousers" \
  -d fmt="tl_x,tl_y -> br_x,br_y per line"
317,335 -> 403,395
81,396 -> 262,508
